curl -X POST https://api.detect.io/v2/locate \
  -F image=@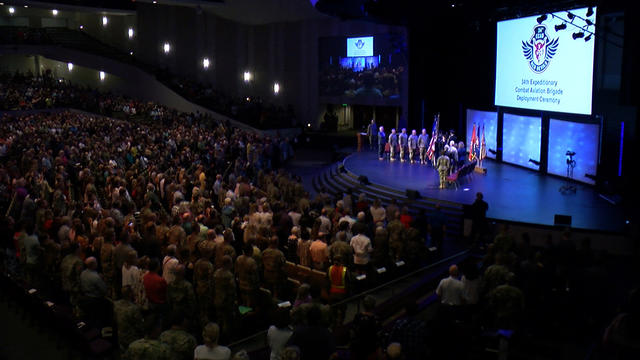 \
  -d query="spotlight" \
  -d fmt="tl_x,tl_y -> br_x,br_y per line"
102,16 -> 108,26
8,7 -> 15,14
585,19 -> 593,26
572,32 -> 584,39
202,58 -> 210,69
243,71 -> 252,82
536,14 -> 547,24
128,28 -> 134,38
567,12 -> 574,20
273,82 -> 280,94
163,42 -> 170,53
555,23 -> 567,31
67,63 -> 73,71
99,71 -> 106,81
52,9 -> 58,16
586,7 -> 594,17
584,34 -> 592,42
79,25 -> 84,30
